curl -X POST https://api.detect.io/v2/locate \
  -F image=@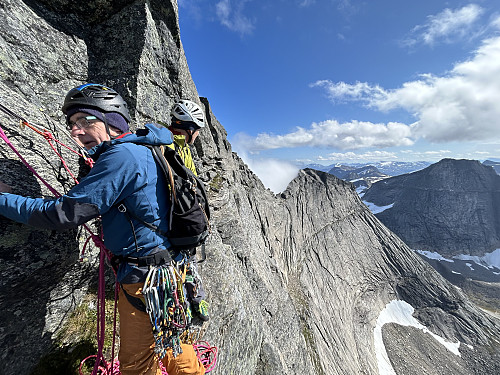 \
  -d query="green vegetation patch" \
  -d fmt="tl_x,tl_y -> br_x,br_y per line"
31,291 -> 119,375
